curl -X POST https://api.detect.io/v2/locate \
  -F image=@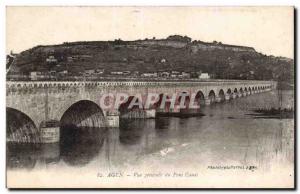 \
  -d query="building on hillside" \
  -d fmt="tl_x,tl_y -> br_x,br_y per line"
181,72 -> 191,78
67,57 -> 72,62
141,72 -> 158,78
67,55 -> 92,62
111,71 -> 124,75
132,71 -> 139,77
50,71 -> 56,76
123,71 -> 131,75
198,73 -> 210,79
170,71 -> 180,78
159,71 -> 170,78
171,71 -> 180,74
46,56 -> 57,63
160,58 -> 166,63
95,69 -> 104,74
58,70 -> 68,76
6,73 -> 28,81
189,71 -> 200,78
30,71 -> 46,80
84,69 -> 95,75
